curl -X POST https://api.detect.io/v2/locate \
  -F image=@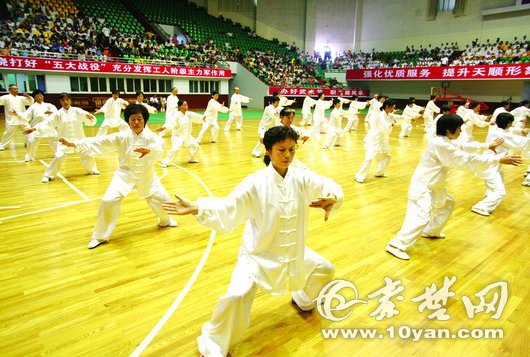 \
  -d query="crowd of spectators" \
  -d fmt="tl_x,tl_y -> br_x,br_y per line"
329,37 -> 530,70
